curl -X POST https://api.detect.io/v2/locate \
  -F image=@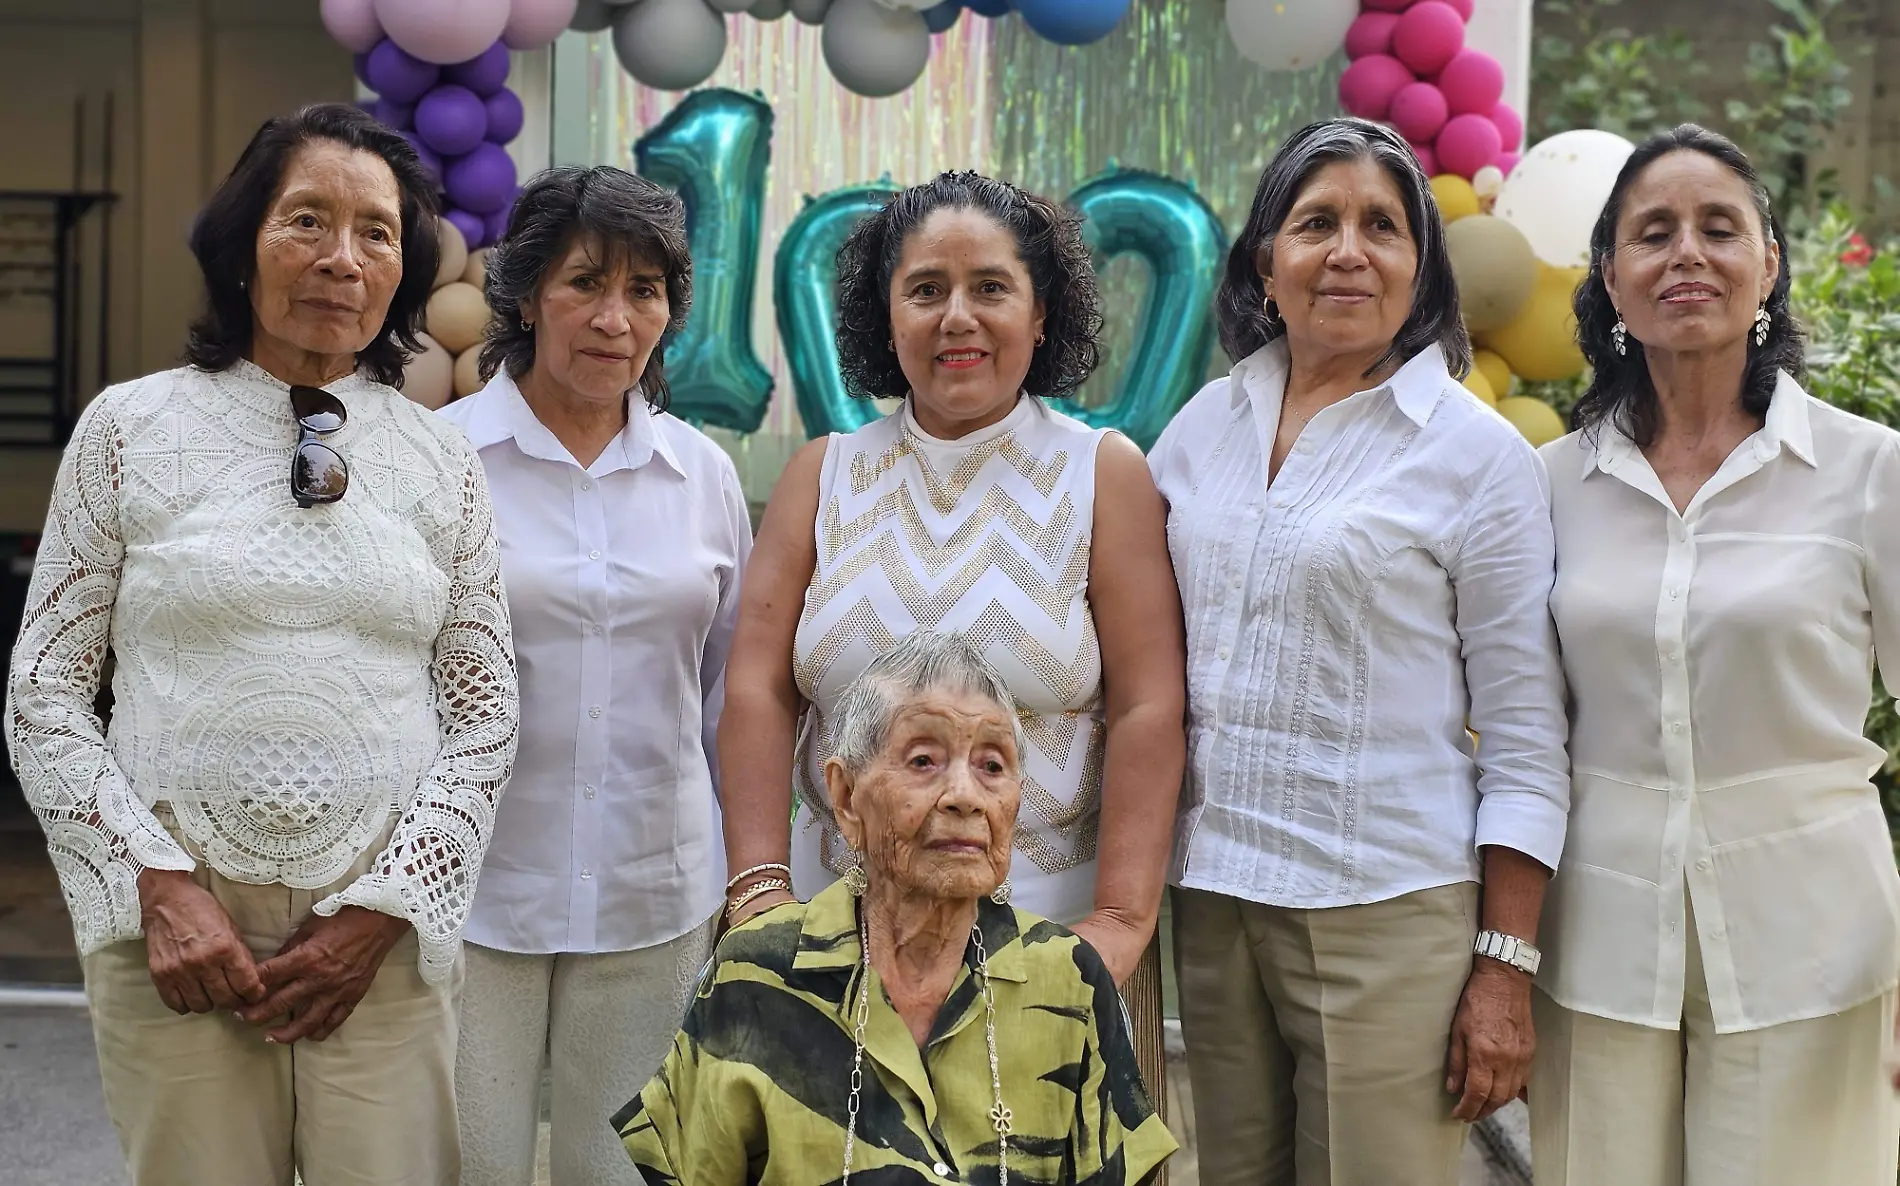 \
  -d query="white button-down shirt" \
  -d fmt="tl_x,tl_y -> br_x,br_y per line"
440,372 -> 751,953
1539,373 -> 1900,1033
1149,339 -> 1569,908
